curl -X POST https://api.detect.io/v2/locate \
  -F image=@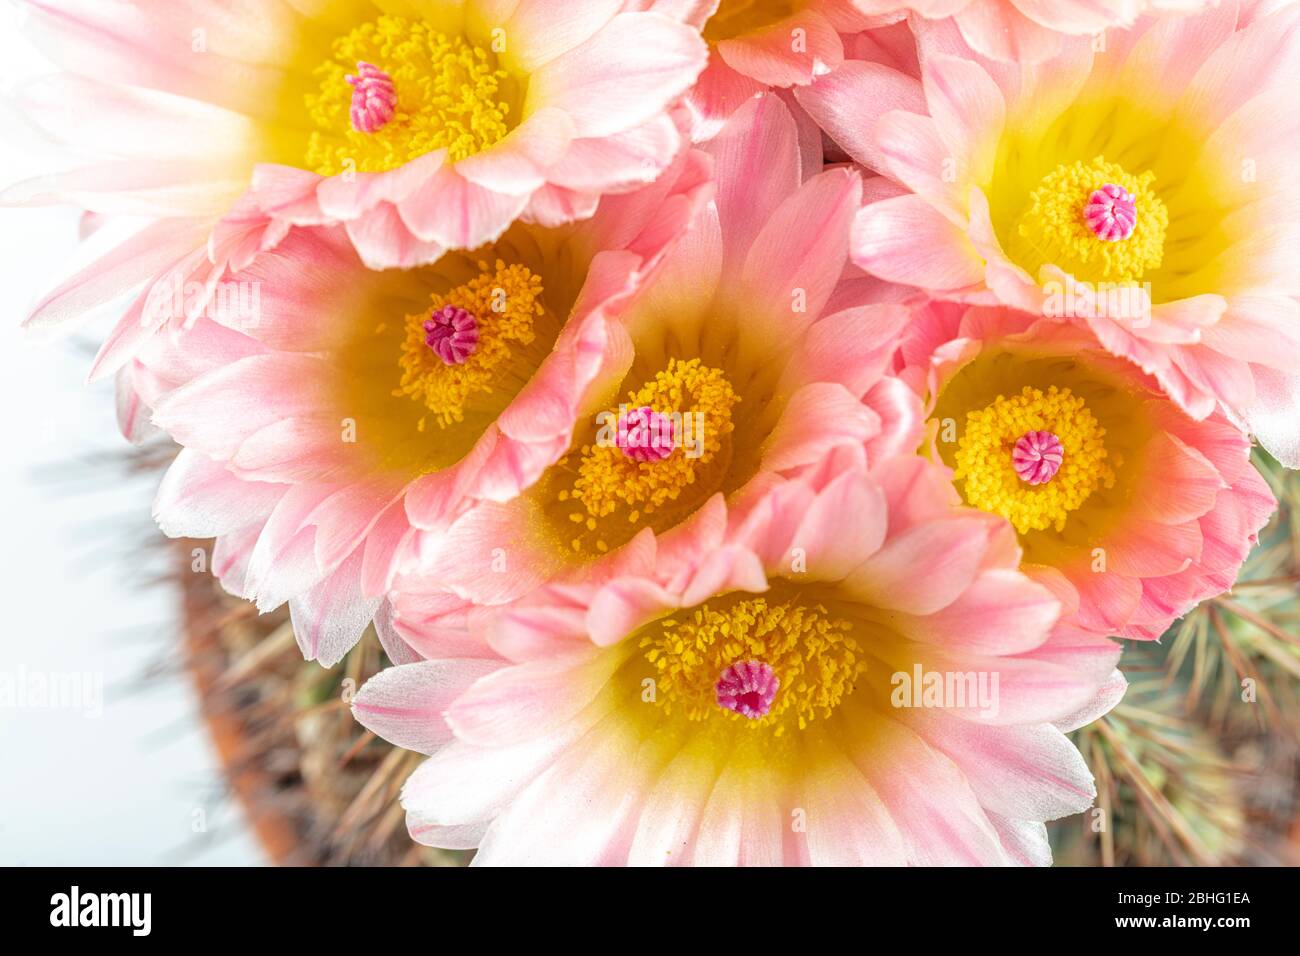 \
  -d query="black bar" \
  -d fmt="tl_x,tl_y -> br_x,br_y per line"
0,866 -> 1284,940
